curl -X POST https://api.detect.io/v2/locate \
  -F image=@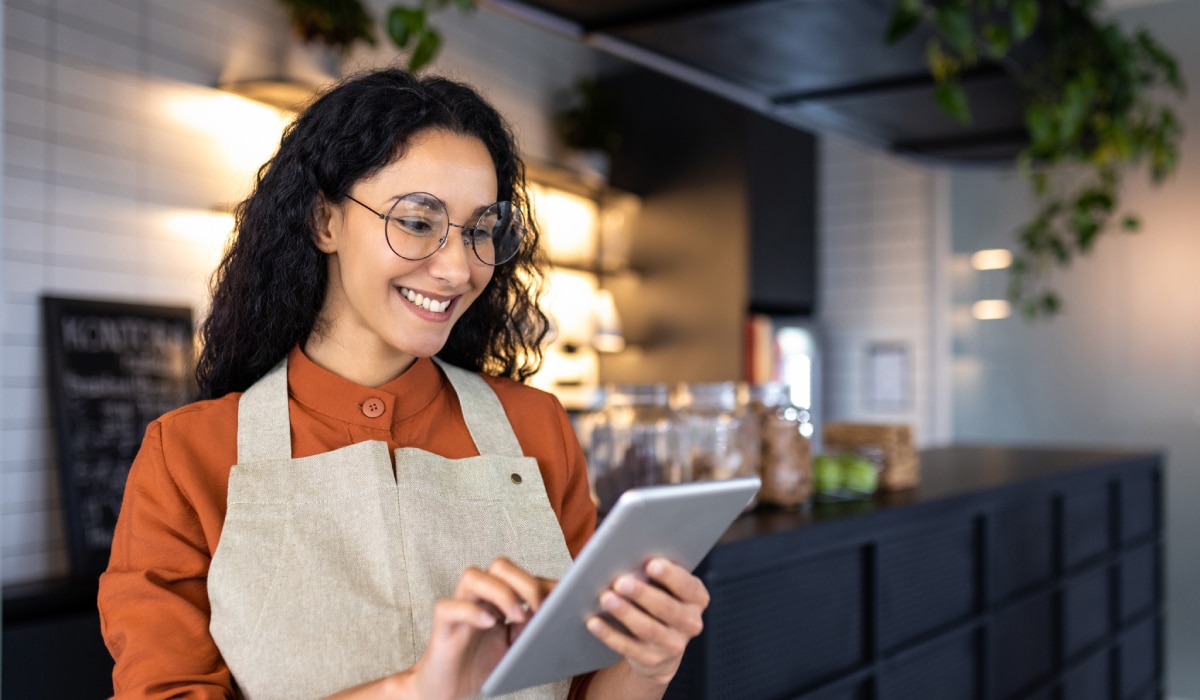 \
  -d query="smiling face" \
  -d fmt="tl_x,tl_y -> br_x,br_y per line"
306,128 -> 499,386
